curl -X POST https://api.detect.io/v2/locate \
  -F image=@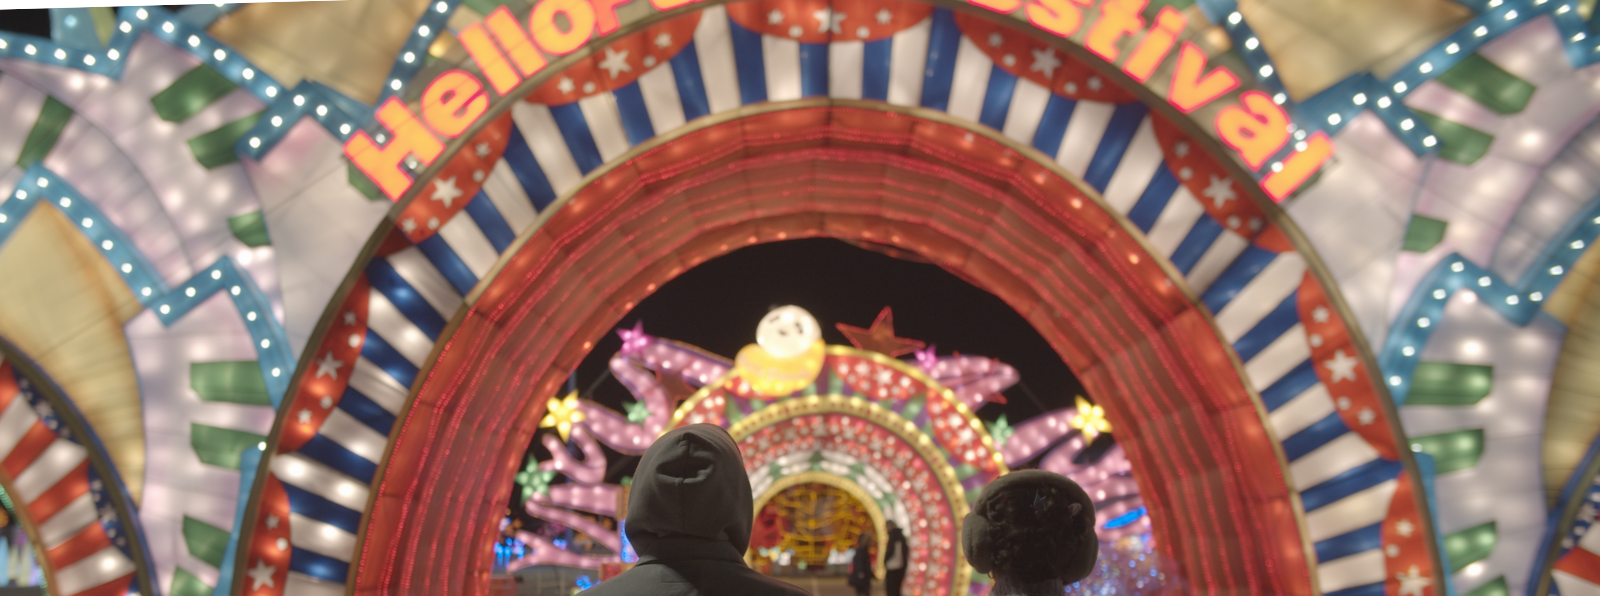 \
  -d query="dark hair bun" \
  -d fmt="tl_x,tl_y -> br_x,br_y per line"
961,470 -> 1099,584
